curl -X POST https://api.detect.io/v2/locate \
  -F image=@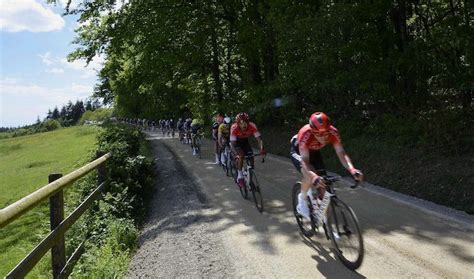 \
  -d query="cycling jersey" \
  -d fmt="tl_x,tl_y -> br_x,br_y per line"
218,123 -> 230,138
230,122 -> 261,141
297,124 -> 341,157
177,120 -> 184,130
191,119 -> 203,134
290,134 -> 327,175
